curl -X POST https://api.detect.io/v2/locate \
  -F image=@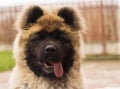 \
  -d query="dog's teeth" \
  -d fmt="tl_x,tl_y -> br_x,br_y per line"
44,62 -> 53,68
44,63 -> 48,67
